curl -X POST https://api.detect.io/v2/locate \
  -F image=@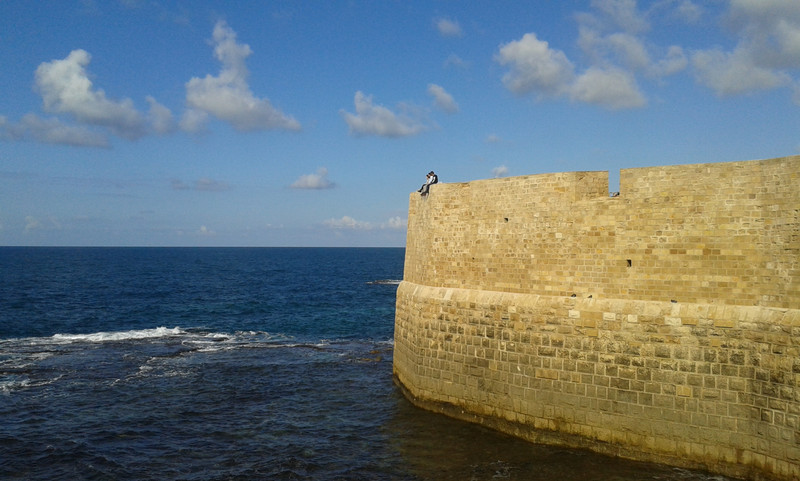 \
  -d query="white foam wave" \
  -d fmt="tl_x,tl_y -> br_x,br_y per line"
0,378 -> 31,394
5,327 -> 389,356
50,326 -> 185,343
0,374 -> 63,394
